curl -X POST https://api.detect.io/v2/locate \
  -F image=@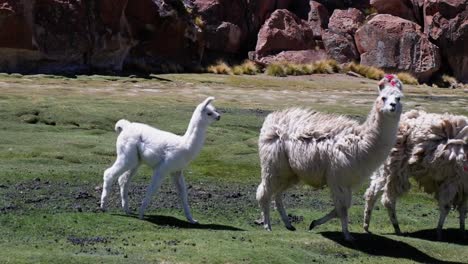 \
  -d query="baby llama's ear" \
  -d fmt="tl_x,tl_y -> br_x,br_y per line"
201,96 -> 215,109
